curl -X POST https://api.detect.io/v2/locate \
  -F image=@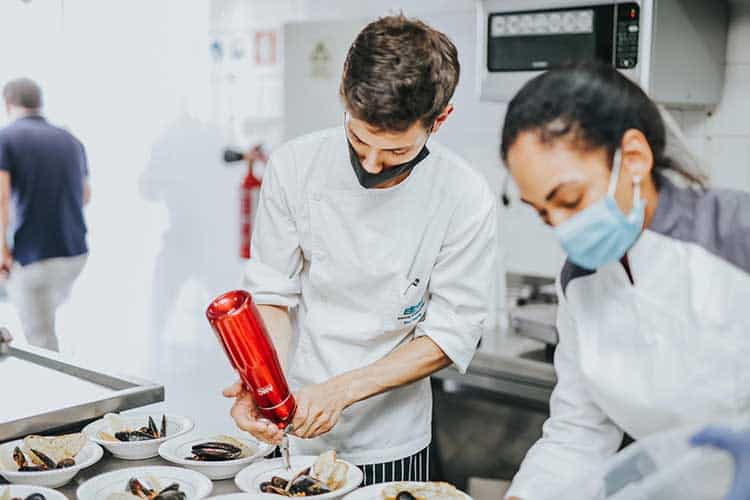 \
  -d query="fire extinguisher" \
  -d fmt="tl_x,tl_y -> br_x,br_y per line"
224,145 -> 268,259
